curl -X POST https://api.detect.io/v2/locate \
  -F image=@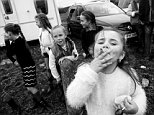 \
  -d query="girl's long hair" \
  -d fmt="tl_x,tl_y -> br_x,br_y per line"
117,32 -> 140,95
95,28 -> 140,95
81,11 -> 97,27
35,13 -> 52,30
